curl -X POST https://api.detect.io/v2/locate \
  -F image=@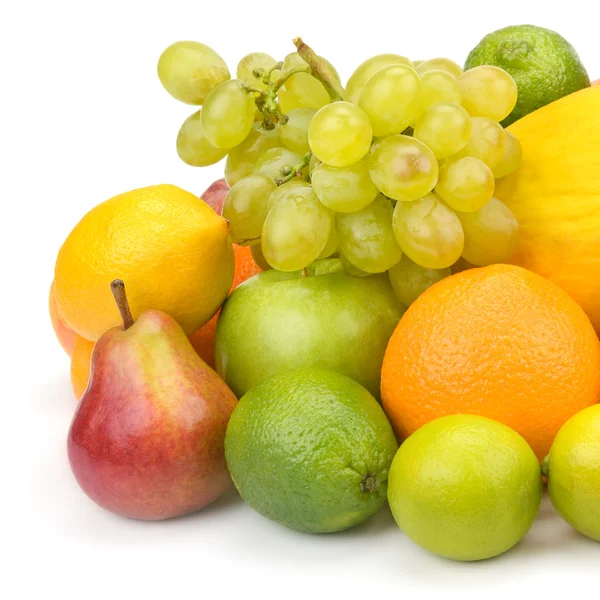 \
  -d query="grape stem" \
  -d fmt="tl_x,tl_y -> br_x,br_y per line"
301,268 -> 308,278
275,152 -> 312,186
292,37 -> 345,101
